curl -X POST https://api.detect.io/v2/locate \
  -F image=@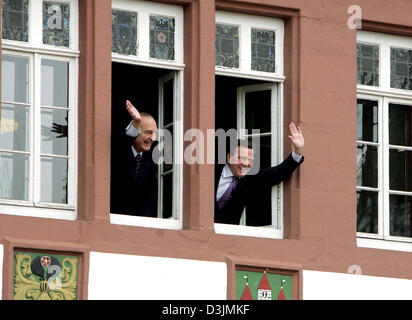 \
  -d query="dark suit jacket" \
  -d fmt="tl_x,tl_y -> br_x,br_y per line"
110,130 -> 158,217
214,153 -> 303,225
